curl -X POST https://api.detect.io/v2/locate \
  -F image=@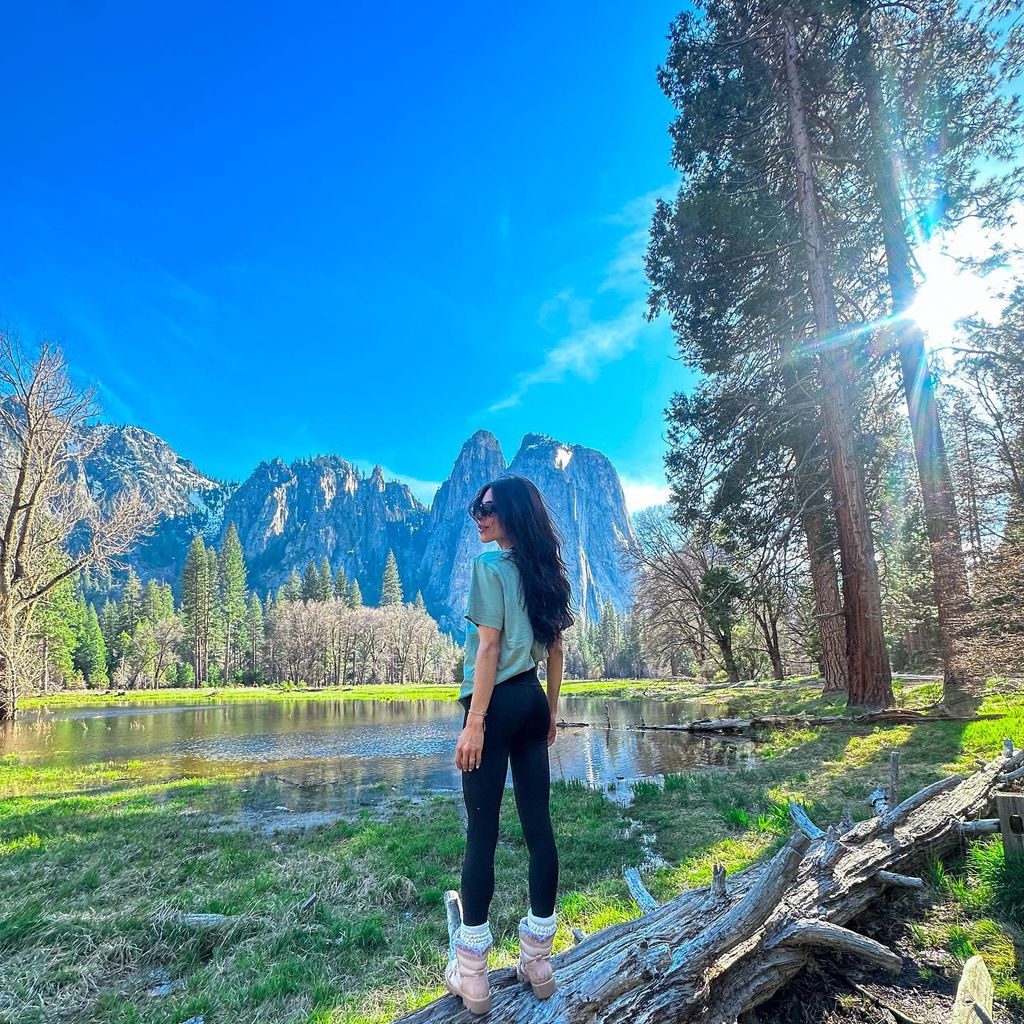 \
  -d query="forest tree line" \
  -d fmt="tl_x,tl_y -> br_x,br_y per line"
35,534 -> 464,691
632,0 -> 1024,706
